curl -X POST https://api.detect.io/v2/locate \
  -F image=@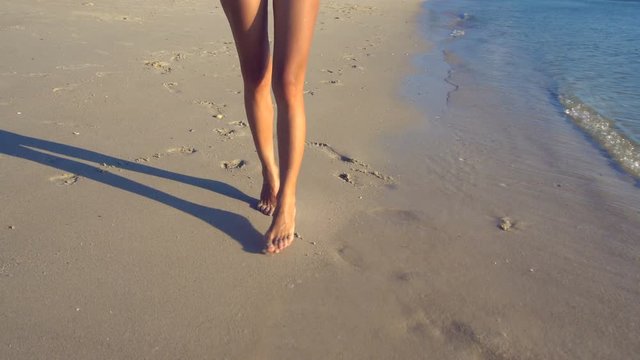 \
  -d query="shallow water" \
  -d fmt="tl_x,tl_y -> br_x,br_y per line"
422,0 -> 640,178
